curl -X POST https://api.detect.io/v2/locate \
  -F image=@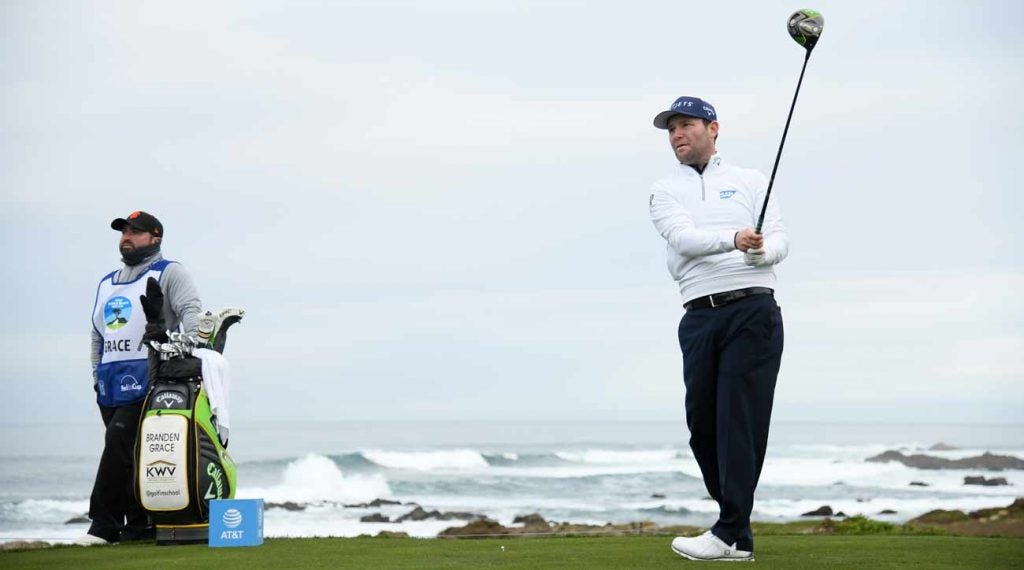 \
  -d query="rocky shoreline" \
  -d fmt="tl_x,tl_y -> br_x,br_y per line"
866,450 -> 1024,471
427,498 -> 1024,540
21,496 -> 1024,551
